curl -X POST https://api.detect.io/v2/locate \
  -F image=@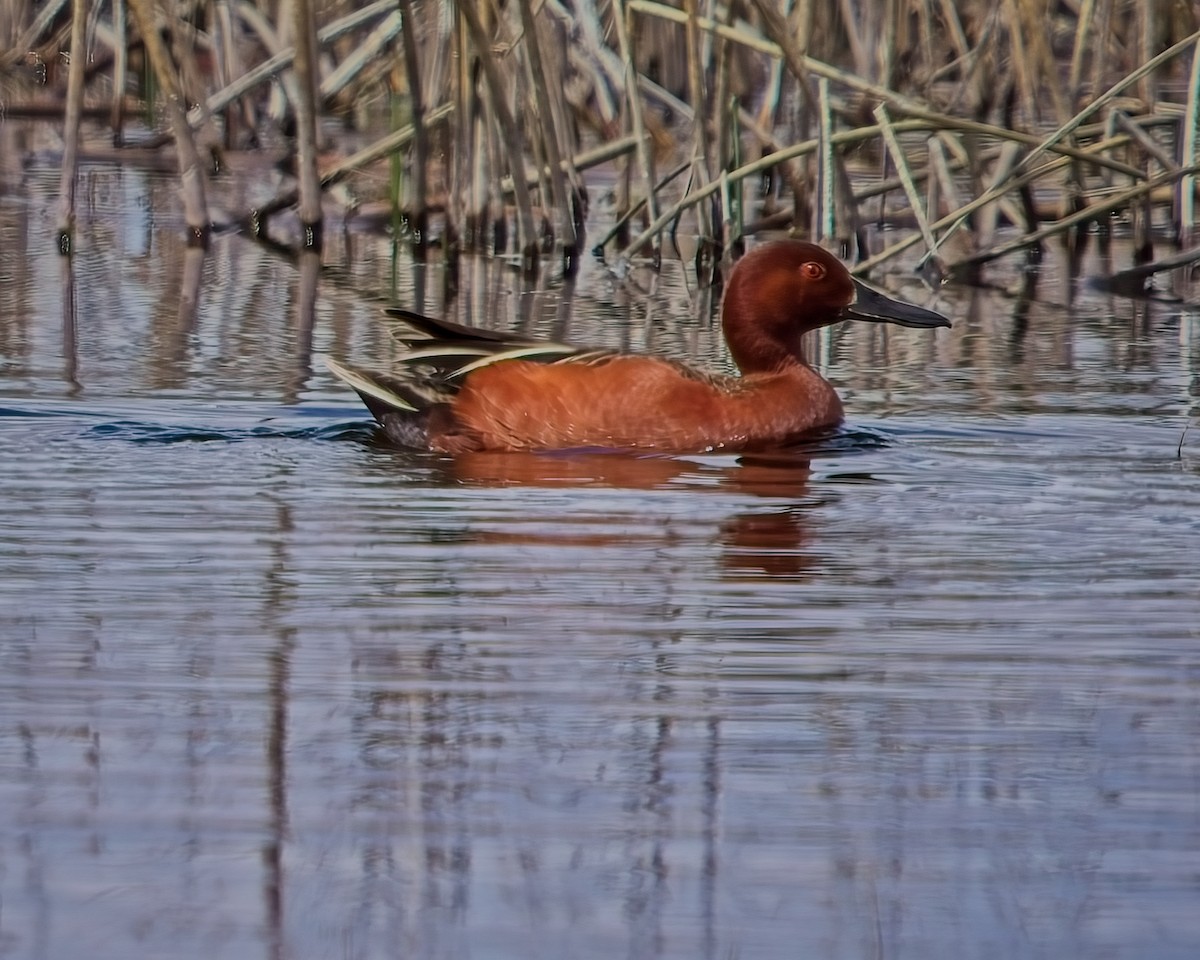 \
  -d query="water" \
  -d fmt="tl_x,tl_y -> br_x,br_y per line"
2,158 -> 1199,960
